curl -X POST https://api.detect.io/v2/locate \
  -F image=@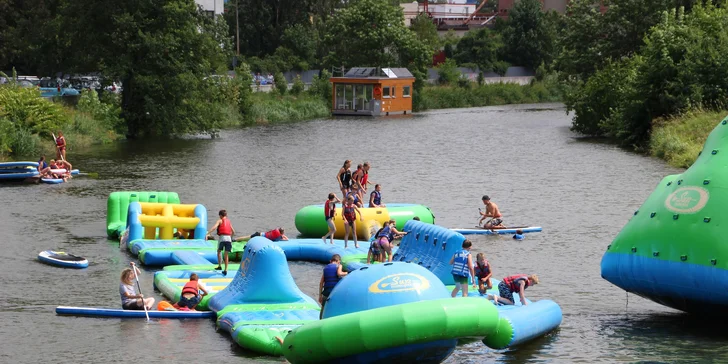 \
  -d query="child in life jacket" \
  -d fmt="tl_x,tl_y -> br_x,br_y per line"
319,254 -> 347,319
342,196 -> 363,248
238,228 -> 289,242
449,240 -> 475,297
490,274 -> 539,306
474,253 -> 493,295
322,193 -> 341,245
176,273 -> 208,311
208,209 -> 235,276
